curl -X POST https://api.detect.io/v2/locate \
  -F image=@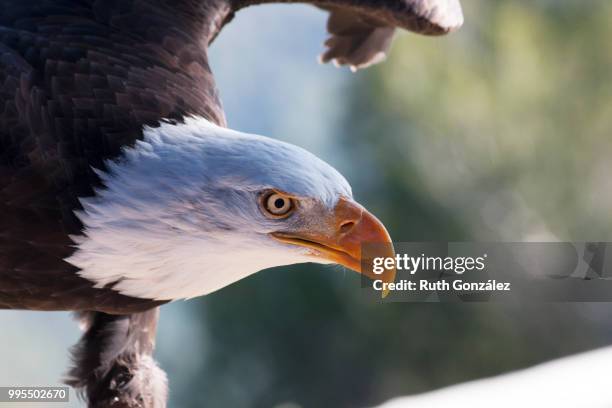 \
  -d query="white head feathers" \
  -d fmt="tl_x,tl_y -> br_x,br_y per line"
67,116 -> 352,300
